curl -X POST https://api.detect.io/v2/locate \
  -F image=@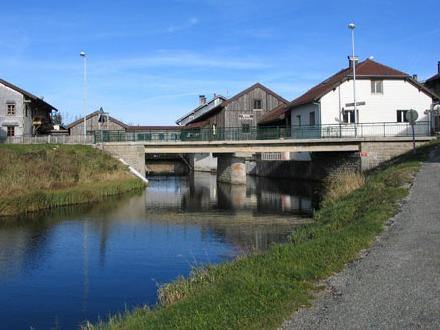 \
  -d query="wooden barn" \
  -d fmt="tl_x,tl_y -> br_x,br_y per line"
176,83 -> 288,132
66,110 -> 127,136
